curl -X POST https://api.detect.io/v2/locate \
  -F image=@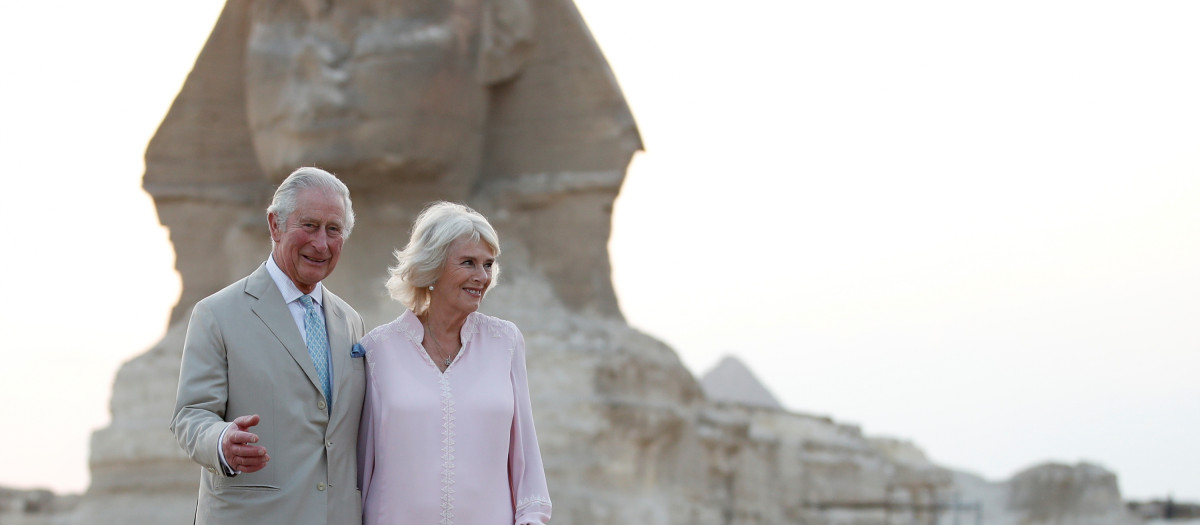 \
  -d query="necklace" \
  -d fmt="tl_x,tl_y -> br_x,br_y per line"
423,322 -> 456,367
